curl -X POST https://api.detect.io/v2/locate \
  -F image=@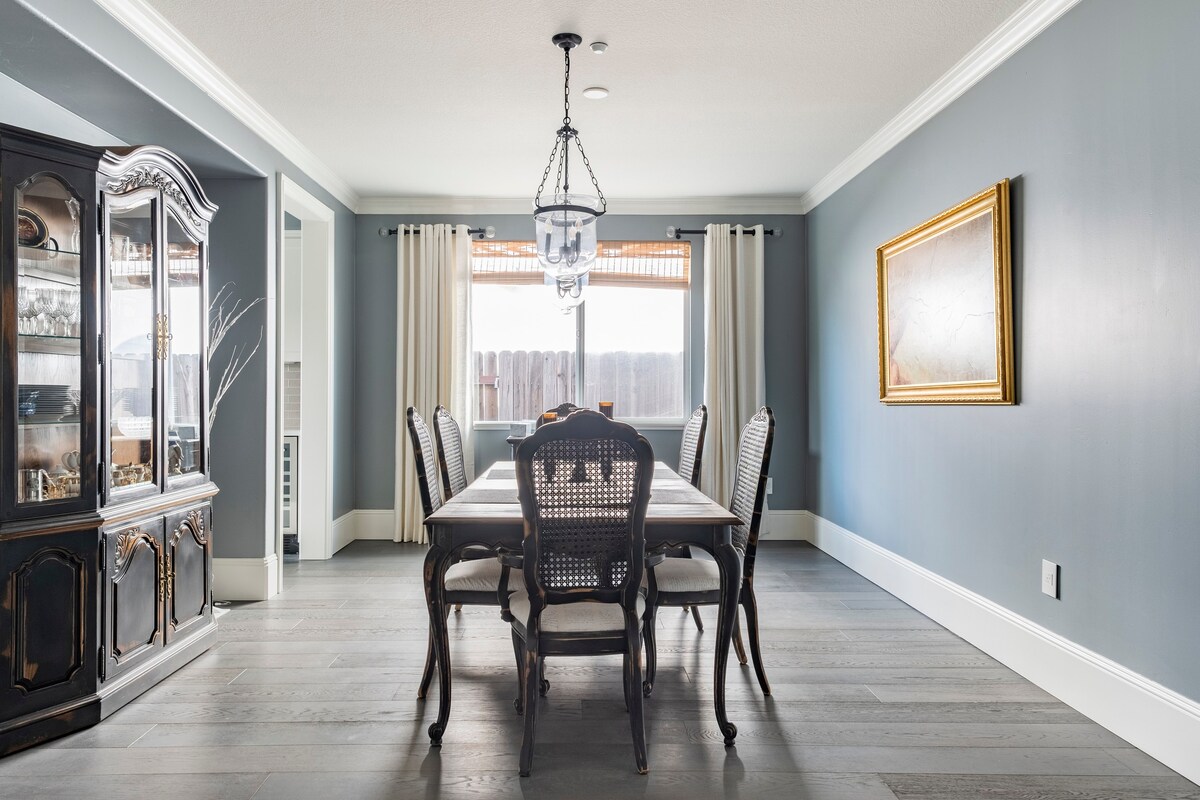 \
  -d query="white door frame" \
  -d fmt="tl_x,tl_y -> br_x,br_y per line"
276,175 -> 335,586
